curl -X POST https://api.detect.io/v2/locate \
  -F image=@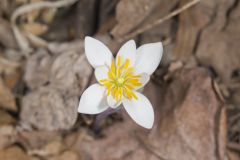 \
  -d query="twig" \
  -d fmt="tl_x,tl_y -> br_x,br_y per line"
10,0 -> 78,54
11,0 -> 78,23
117,0 -> 201,42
